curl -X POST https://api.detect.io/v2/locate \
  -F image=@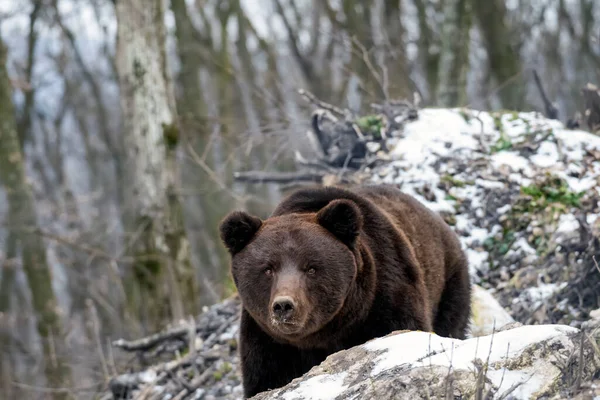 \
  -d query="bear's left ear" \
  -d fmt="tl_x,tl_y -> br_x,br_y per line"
316,199 -> 363,247
219,211 -> 263,255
